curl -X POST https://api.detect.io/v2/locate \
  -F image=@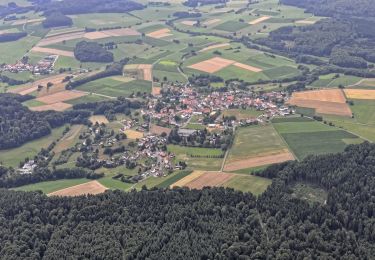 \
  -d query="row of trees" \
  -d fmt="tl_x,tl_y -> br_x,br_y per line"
42,12 -> 72,28
0,142 -> 374,258
0,32 -> 27,42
